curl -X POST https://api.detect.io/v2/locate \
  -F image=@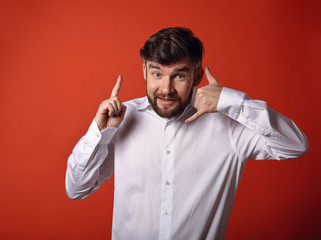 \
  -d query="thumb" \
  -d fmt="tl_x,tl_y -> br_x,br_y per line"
205,65 -> 221,86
